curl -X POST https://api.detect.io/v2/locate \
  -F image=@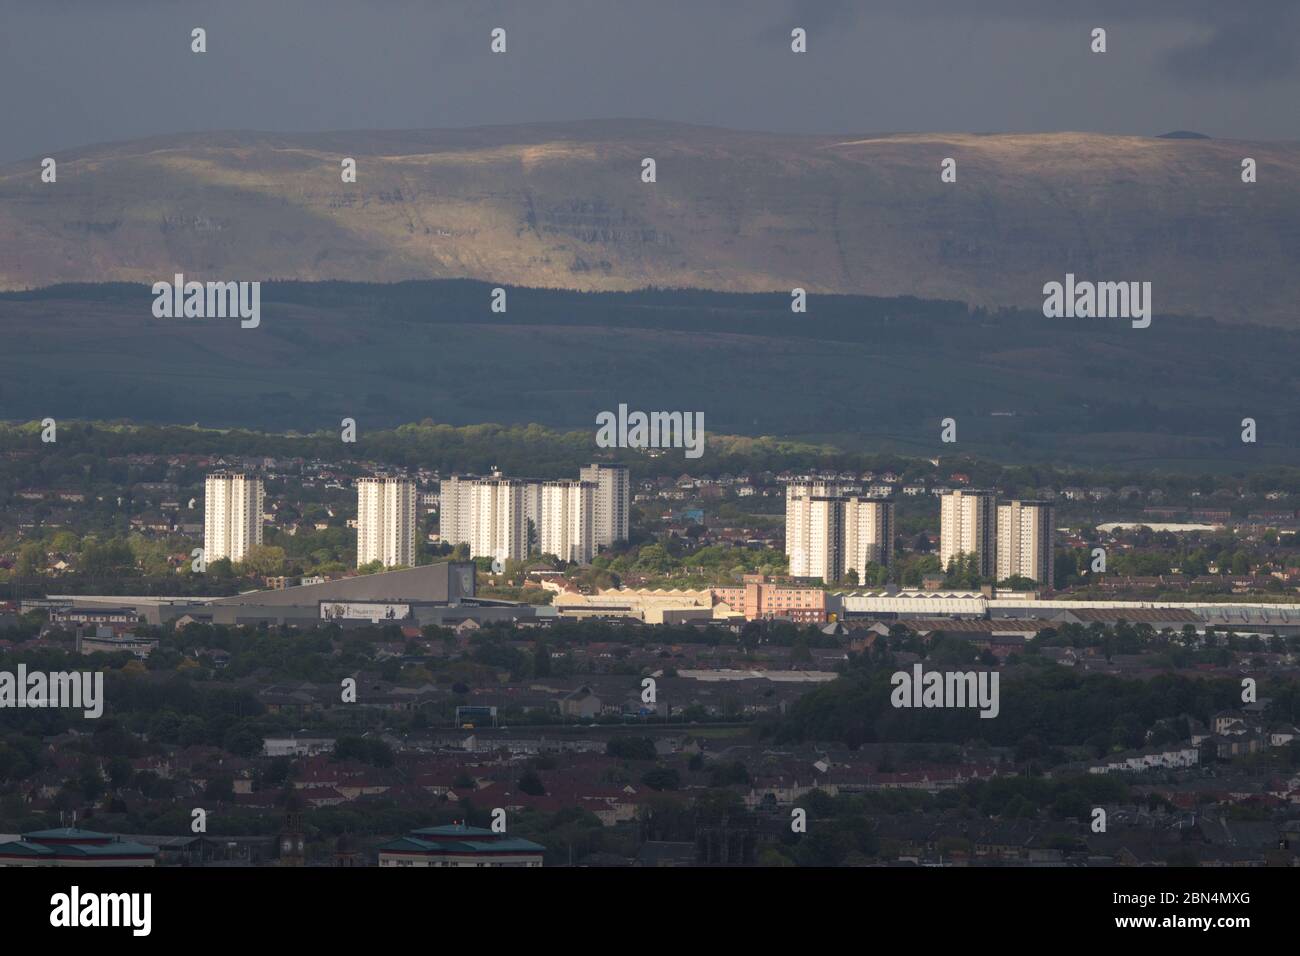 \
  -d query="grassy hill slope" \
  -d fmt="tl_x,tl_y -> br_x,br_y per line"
2,121 -> 1297,325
